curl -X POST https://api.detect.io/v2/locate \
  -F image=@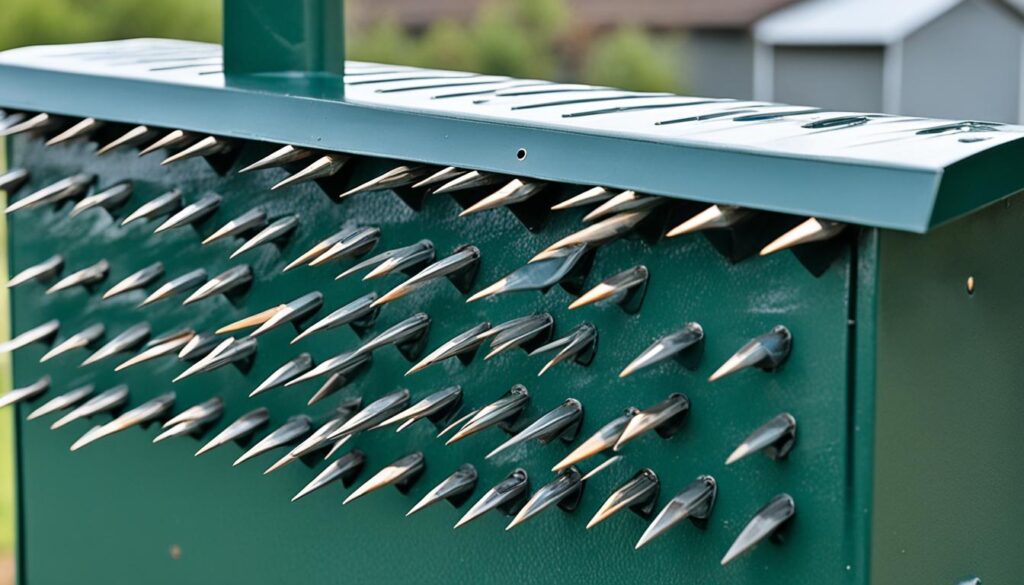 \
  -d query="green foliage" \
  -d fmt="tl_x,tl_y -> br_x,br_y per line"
582,27 -> 683,93
471,2 -> 559,79
417,20 -> 481,73
348,18 -> 420,66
